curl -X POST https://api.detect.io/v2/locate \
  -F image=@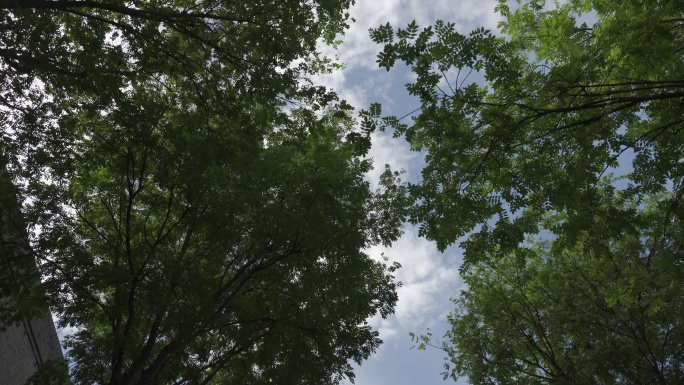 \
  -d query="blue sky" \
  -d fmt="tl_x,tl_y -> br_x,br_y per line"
311,1 -> 503,384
